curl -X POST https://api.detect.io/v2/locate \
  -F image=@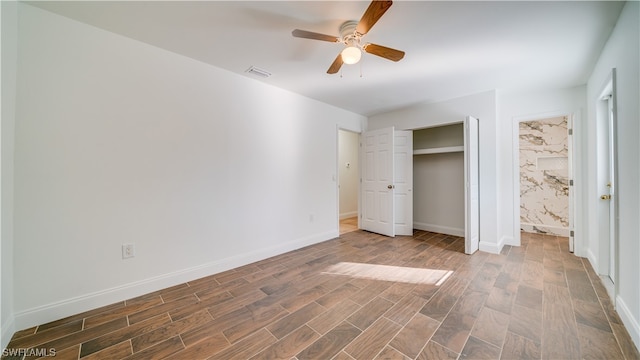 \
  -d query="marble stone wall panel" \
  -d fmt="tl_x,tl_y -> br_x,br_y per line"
519,117 -> 569,236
